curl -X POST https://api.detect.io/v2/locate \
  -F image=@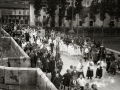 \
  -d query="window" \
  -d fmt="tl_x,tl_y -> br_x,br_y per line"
9,19 -> 12,23
23,11 -> 26,15
59,4 -> 61,8
19,11 -> 21,14
111,16 -> 114,20
21,20 -> 24,24
25,20 -> 28,24
87,1 -> 89,5
16,19 -> 19,24
109,21 -> 114,27
43,4 -> 46,7
14,11 -> 16,15
43,22 -> 46,27
27,11 -> 29,15
79,21 -> 82,26
90,21 -> 93,26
